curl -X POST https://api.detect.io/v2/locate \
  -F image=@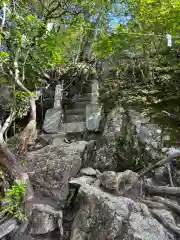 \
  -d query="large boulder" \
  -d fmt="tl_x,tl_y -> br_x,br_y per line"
26,141 -> 87,203
69,180 -> 174,240
43,108 -> 63,133
91,106 -> 124,171
96,106 -> 180,172
30,204 -> 63,235
86,104 -> 102,132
